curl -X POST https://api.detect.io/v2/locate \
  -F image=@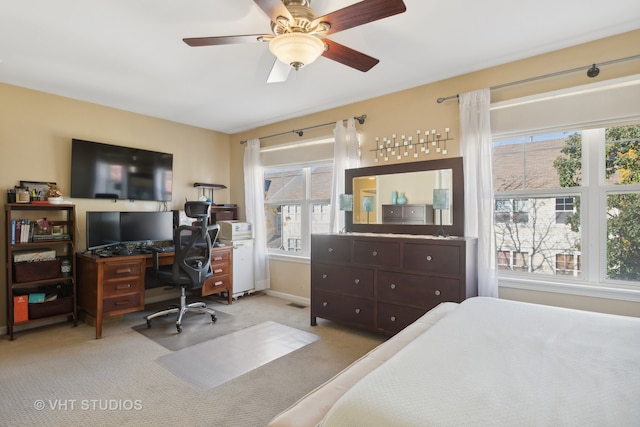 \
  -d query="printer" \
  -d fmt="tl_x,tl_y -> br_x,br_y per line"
218,220 -> 253,241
